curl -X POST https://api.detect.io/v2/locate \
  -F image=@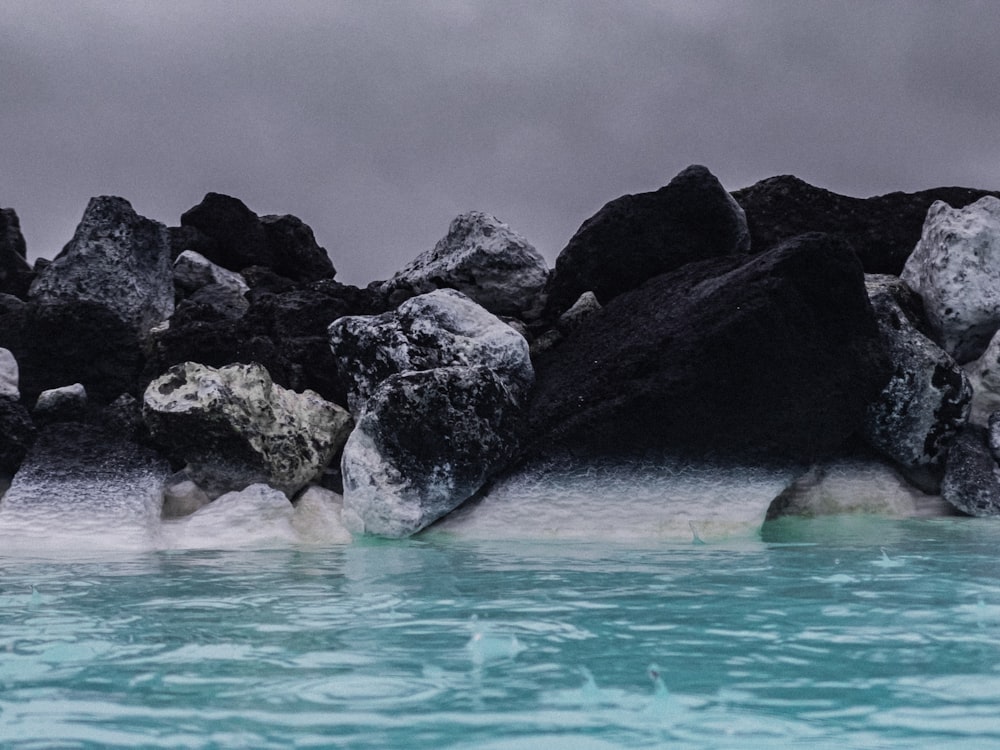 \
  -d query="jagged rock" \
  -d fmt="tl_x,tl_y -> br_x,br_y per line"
341,365 -> 523,537
381,211 -> 548,317
0,208 -> 34,298
260,214 -> 336,283
941,425 -> 1000,516
168,224 -> 219,263
964,328 -> 1000,426
180,194 -> 335,282
766,458 -> 945,520
901,197 -> 1000,363
292,485 -> 352,543
142,361 -> 353,497
544,164 -> 749,316
526,233 -> 890,462
862,275 -> 971,471
0,423 -> 169,534
29,196 -> 174,336
329,288 -> 533,415
0,347 -> 18,399
0,397 -> 35,476
732,175 -> 1000,275
14,197 -> 173,402
174,250 -> 249,297
161,470 -> 212,518
33,383 -> 88,425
